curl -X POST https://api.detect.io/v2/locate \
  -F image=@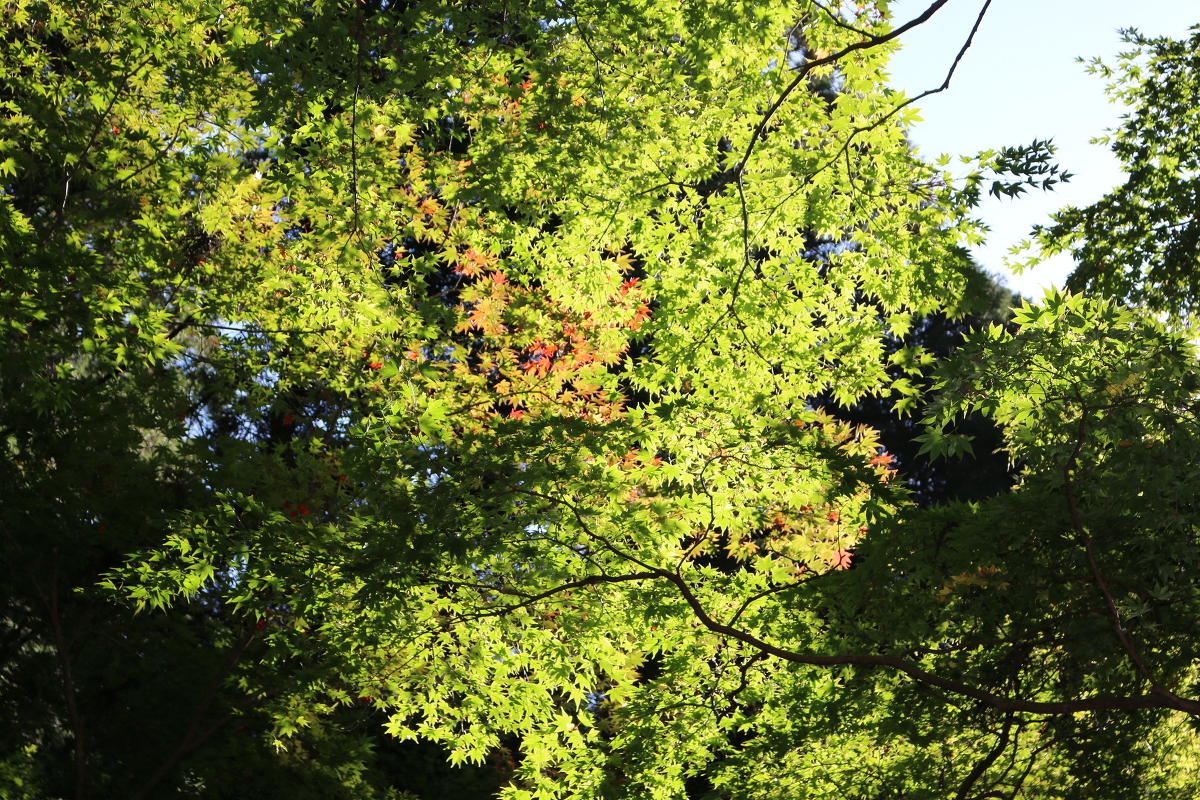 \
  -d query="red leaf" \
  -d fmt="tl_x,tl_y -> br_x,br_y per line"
868,451 -> 895,468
